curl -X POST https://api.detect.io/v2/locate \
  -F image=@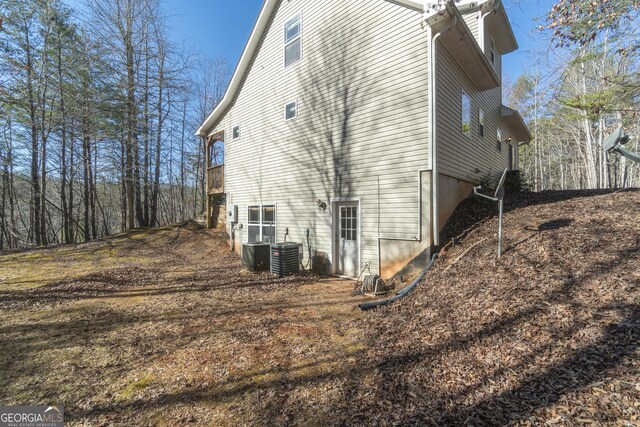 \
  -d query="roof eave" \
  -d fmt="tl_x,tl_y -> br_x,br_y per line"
195,0 -> 280,137
428,3 -> 500,91
501,105 -> 532,142
487,1 -> 518,53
